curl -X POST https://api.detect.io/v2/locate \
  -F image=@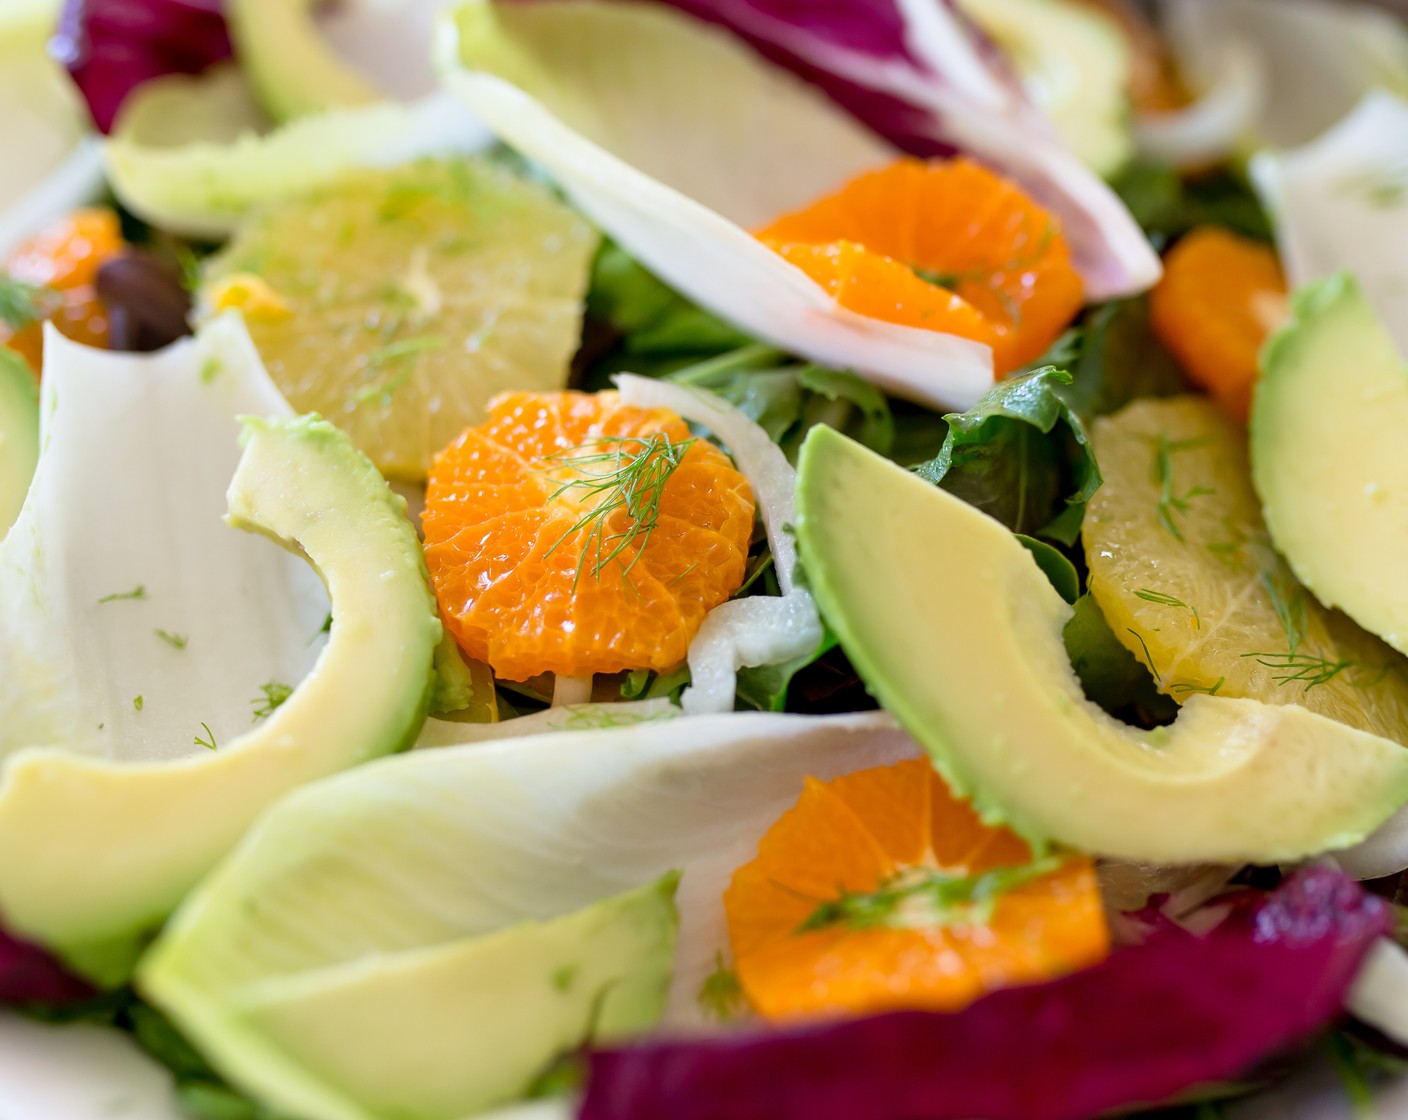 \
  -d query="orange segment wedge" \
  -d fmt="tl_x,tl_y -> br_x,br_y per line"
1150,227 -> 1288,422
422,390 -> 755,682
756,158 -> 1084,373
724,758 -> 1108,1021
